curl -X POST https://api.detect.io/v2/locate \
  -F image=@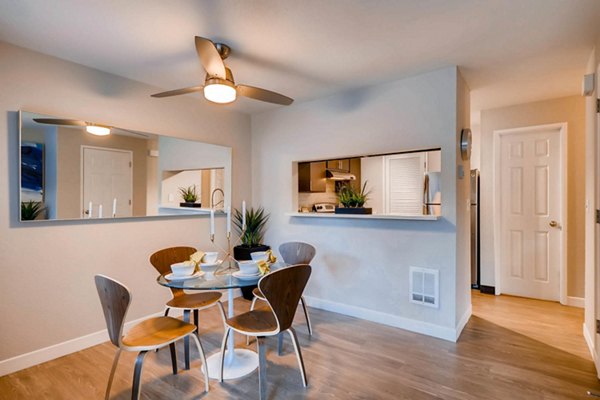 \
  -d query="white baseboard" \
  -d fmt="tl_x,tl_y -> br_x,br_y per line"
566,296 -> 585,308
583,322 -> 596,362
303,295 -> 463,342
455,305 -> 472,341
0,309 -> 185,377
